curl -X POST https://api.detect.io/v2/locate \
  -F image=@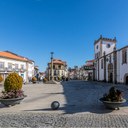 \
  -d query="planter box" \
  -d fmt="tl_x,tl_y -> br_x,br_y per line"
100,98 -> 126,110
0,97 -> 25,106
32,81 -> 36,84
